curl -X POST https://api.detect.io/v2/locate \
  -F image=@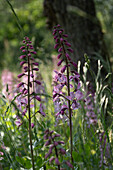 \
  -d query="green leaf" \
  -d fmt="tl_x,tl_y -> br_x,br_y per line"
36,156 -> 42,168
72,151 -> 82,162
16,156 -> 32,169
